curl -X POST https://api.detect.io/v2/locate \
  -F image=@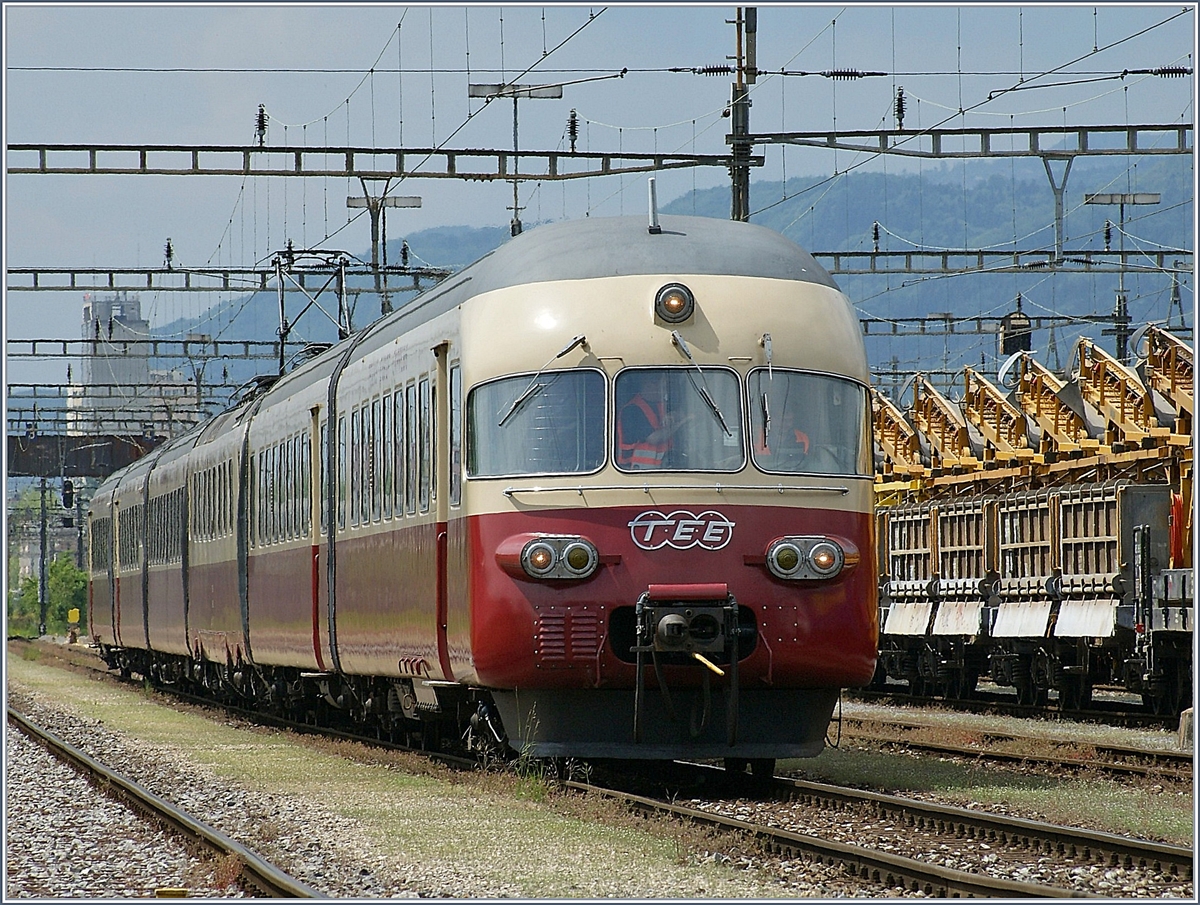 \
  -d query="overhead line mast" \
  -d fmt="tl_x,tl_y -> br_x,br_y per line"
729,7 -> 756,222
